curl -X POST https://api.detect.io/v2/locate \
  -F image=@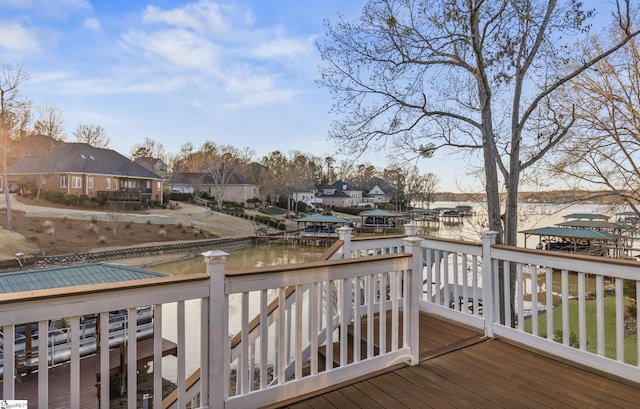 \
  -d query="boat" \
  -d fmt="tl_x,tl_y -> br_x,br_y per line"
0,306 -> 154,378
